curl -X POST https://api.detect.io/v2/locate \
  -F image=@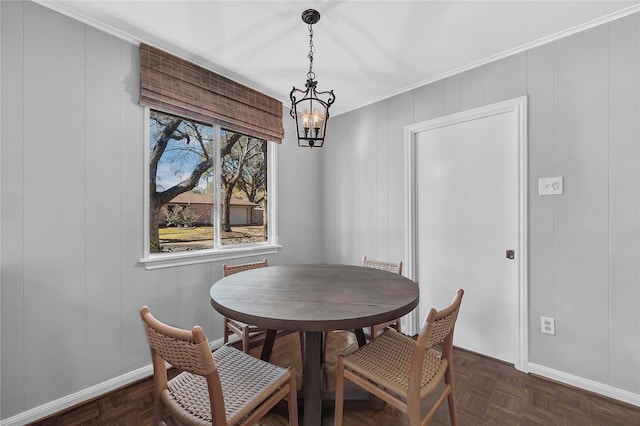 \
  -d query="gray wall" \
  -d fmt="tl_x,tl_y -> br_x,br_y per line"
0,1 -> 323,419
324,14 -> 640,397
2,0 -> 640,421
